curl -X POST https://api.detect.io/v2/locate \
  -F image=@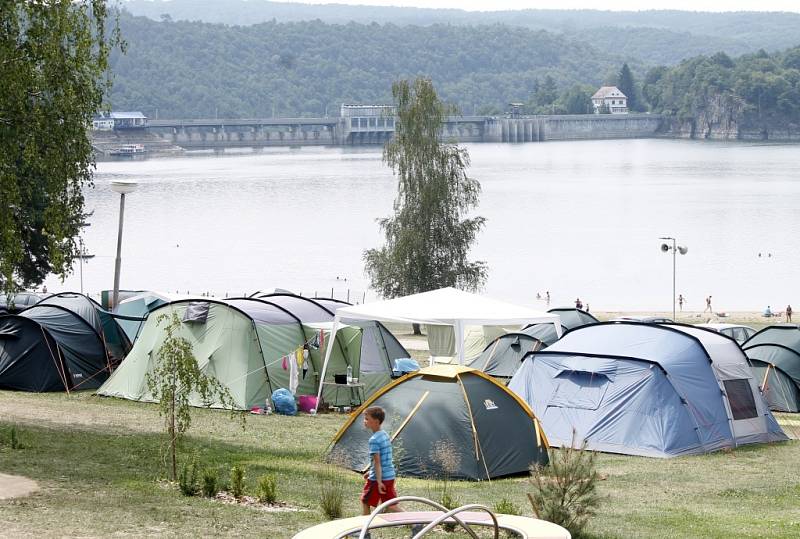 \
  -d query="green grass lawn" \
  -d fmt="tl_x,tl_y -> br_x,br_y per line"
1,390 -> 799,538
